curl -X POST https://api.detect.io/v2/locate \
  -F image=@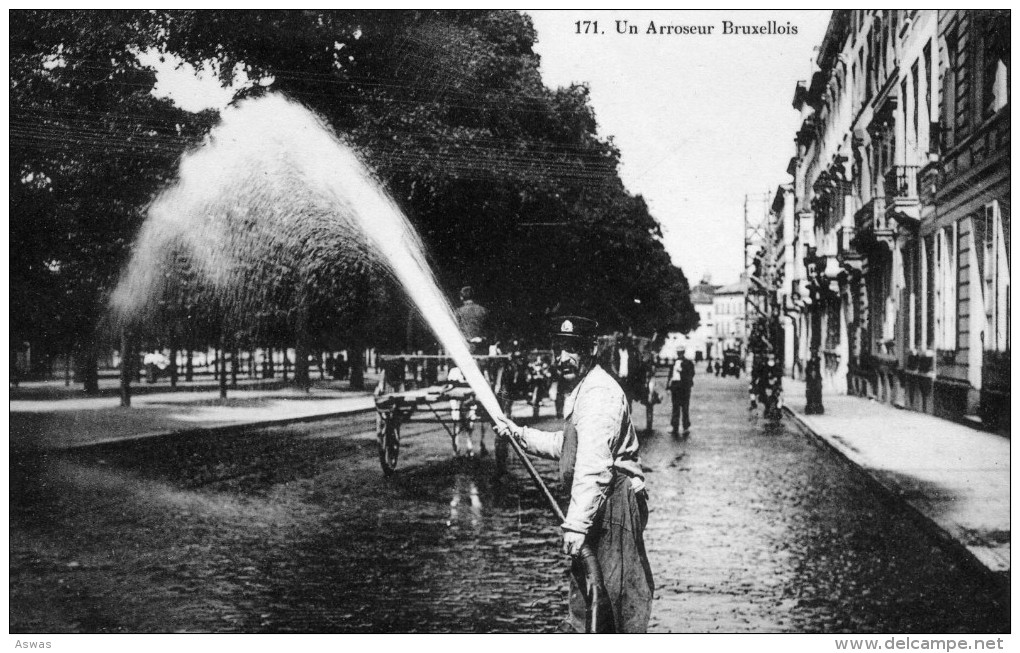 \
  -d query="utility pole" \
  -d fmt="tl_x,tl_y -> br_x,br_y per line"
744,192 -> 783,420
